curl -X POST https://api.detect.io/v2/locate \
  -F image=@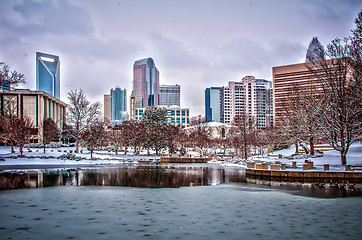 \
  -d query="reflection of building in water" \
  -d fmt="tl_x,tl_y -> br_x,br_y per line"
0,166 -> 246,190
